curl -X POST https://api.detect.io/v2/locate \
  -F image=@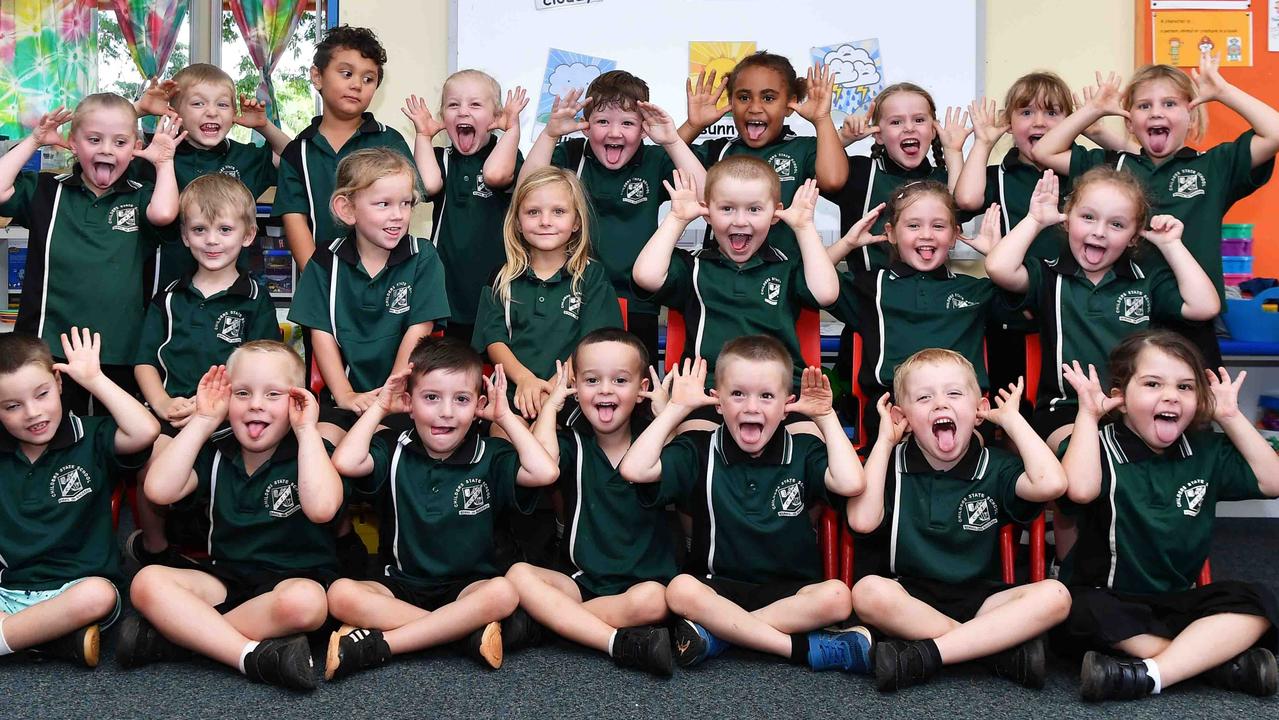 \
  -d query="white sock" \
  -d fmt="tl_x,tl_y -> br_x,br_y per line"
0,618 -> 12,656
238,641 -> 260,674
1143,658 -> 1163,694
607,630 -> 617,657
